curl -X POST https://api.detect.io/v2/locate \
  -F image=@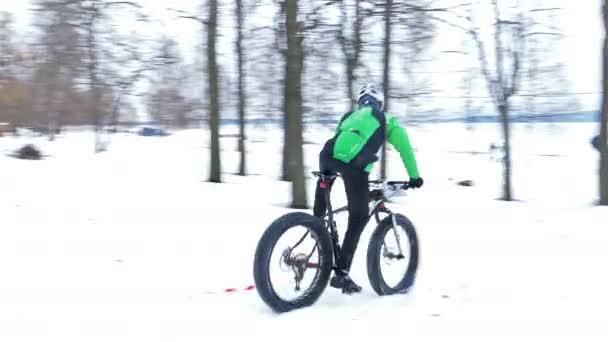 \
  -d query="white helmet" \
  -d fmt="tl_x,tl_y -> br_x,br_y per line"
357,83 -> 385,111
